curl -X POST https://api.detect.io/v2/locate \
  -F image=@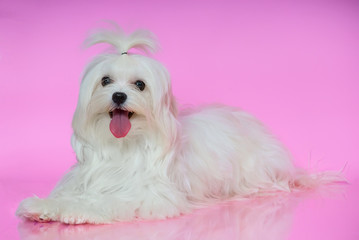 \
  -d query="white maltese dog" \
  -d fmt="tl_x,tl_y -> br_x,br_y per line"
16,25 -> 341,224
